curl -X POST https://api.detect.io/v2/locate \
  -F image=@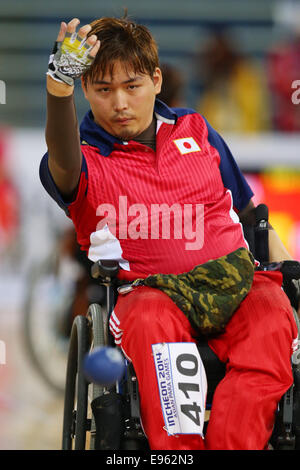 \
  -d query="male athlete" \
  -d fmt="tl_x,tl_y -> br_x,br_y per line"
40,15 -> 298,450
